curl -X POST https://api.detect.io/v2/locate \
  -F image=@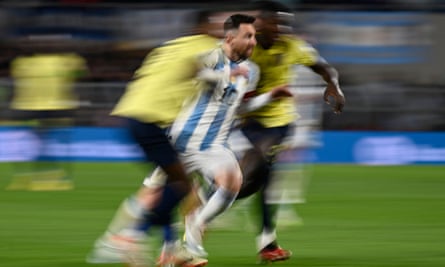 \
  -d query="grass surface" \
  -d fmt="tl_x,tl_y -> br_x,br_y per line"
1,163 -> 444,267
